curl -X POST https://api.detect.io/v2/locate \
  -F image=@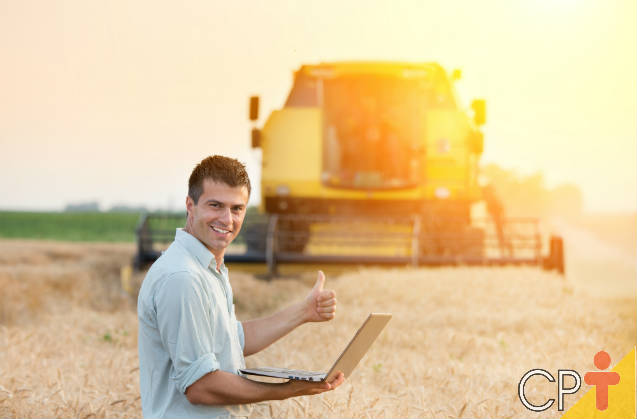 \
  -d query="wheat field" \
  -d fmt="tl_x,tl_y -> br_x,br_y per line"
0,216 -> 635,418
